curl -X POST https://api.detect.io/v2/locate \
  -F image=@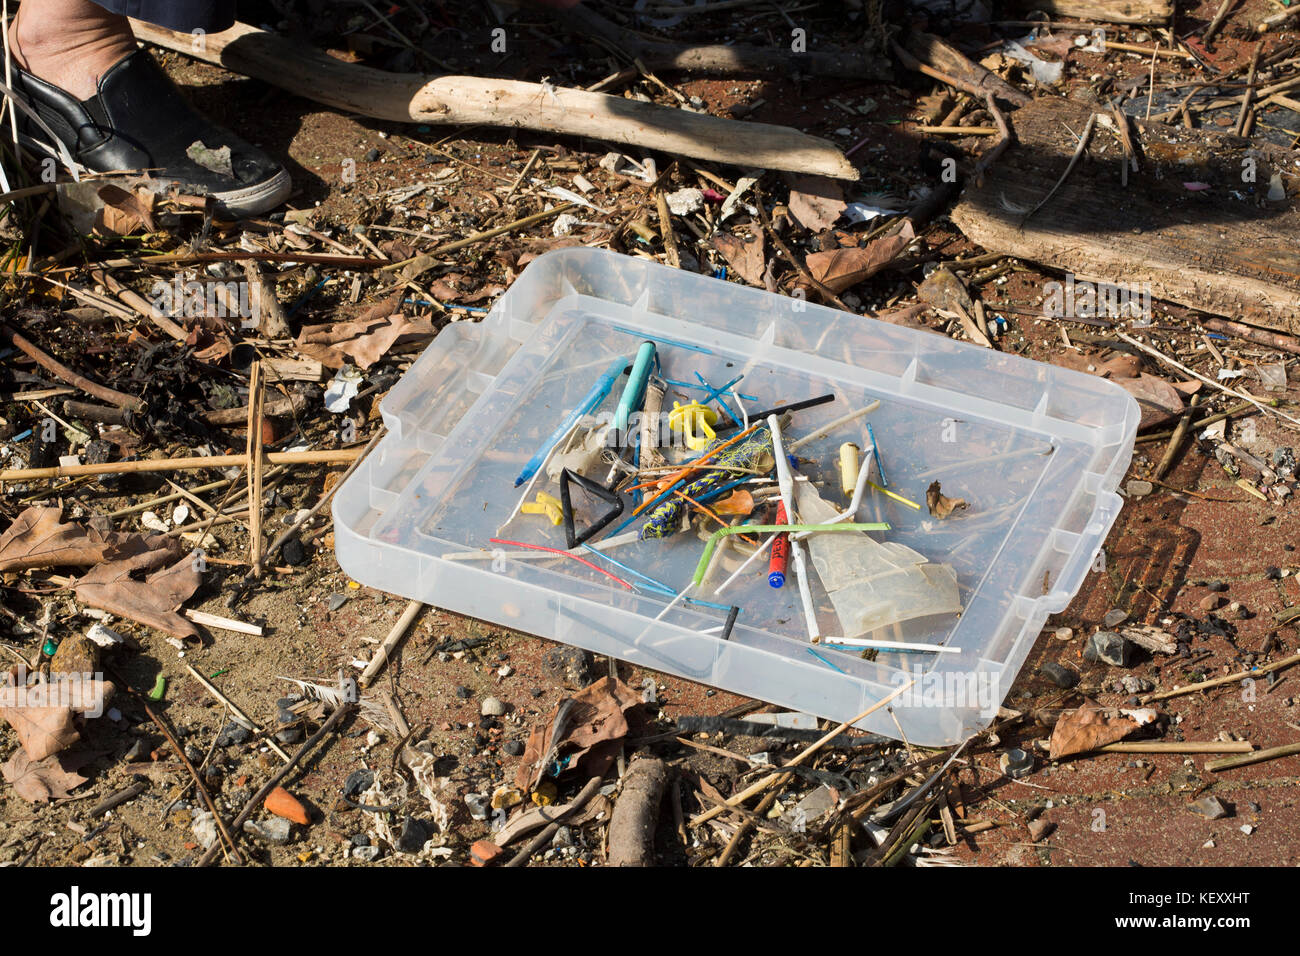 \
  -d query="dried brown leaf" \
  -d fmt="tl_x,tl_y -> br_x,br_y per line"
786,175 -> 846,232
1115,373 -> 1184,430
926,481 -> 968,519
709,233 -> 766,286
1,750 -> 89,803
0,507 -> 122,572
72,538 -> 200,639
92,183 -> 156,236
514,676 -> 643,790
296,294 -> 437,369
806,224 -> 914,293
1049,700 -> 1148,760
0,670 -> 112,760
